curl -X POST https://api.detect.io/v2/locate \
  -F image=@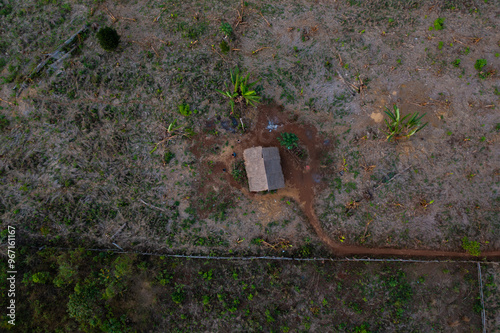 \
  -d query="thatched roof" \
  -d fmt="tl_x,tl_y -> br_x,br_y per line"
243,146 -> 285,192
